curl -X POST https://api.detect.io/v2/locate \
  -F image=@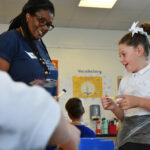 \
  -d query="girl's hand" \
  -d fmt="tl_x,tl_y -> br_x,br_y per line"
116,94 -> 140,110
101,95 -> 117,110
